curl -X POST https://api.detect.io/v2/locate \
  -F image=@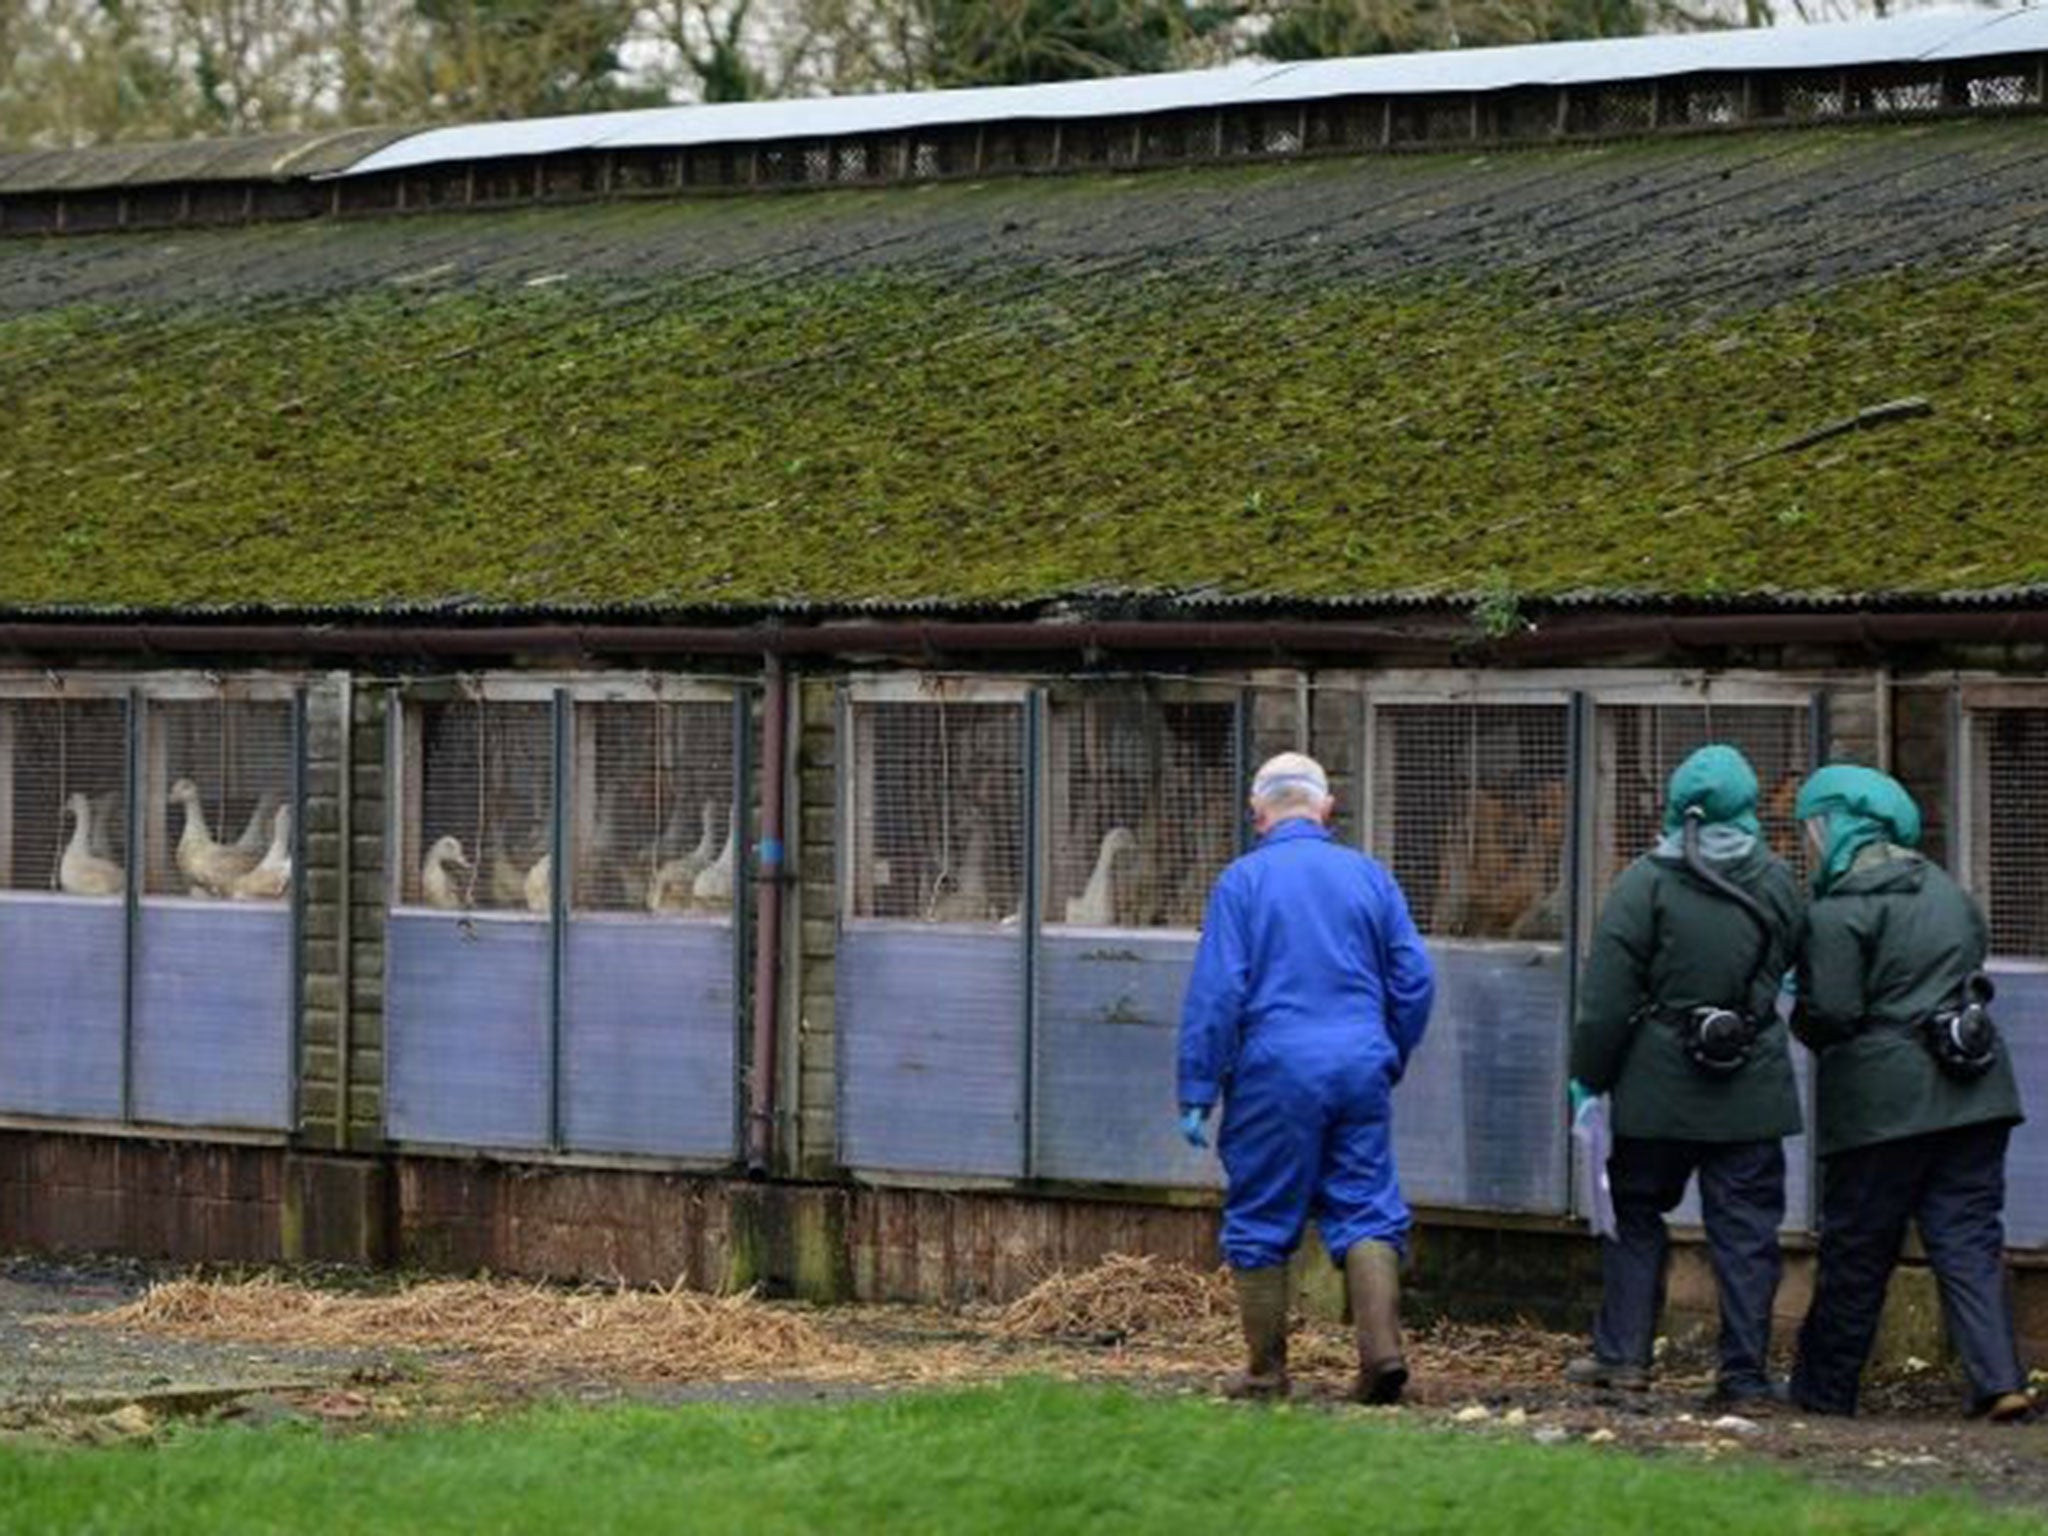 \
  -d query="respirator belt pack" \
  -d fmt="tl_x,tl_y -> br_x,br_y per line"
1920,973 -> 2002,1083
